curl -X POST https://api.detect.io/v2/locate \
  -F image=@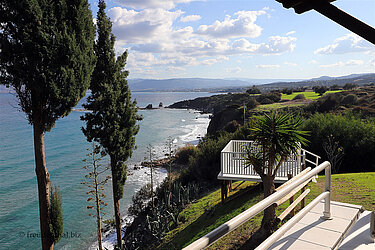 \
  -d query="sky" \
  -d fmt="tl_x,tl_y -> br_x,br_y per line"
88,0 -> 375,79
